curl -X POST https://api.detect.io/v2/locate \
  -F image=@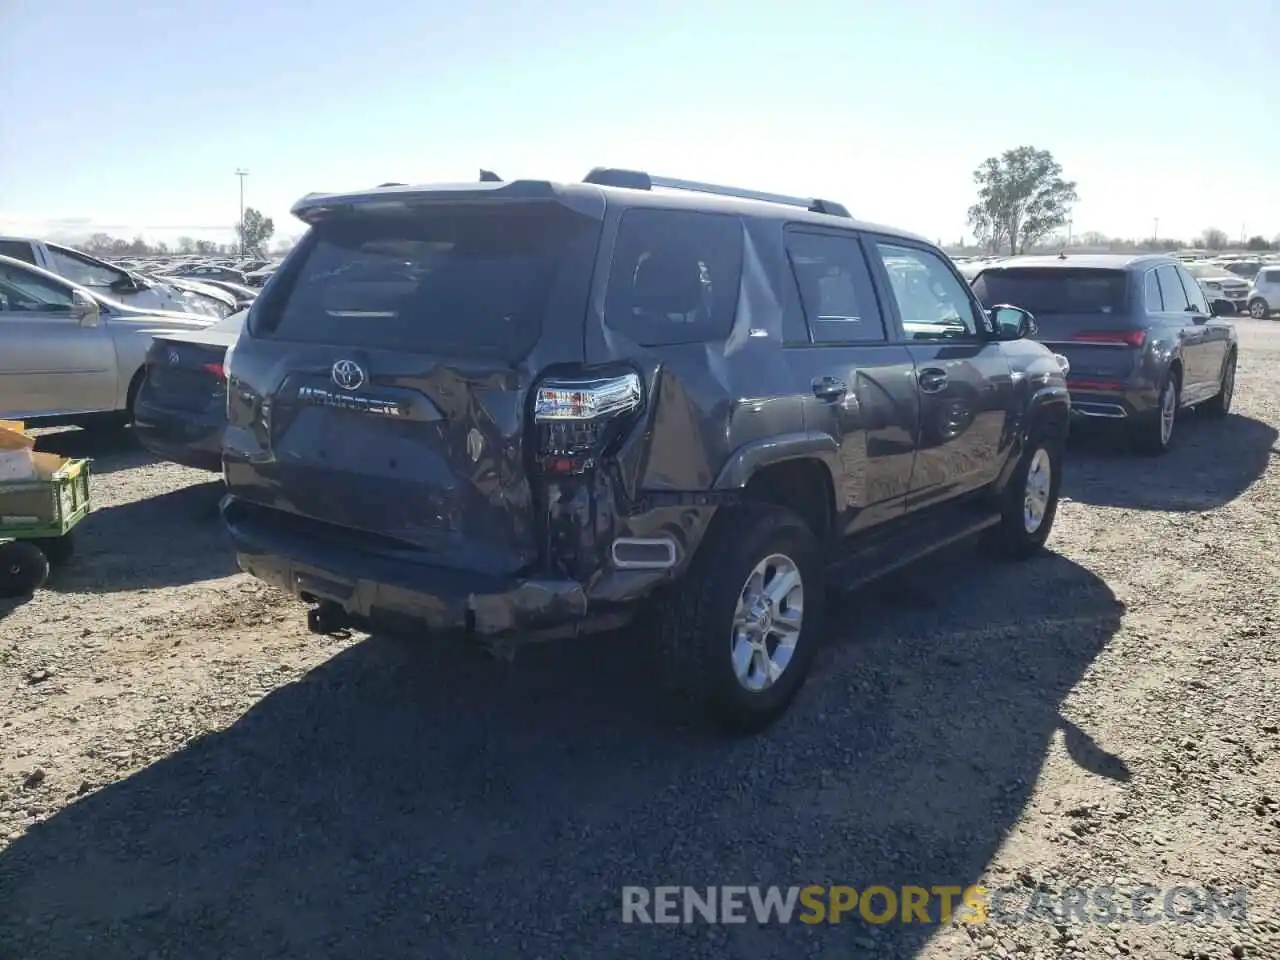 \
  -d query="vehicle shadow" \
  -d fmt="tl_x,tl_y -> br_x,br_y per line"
0,594 -> 30,624
1064,411 -> 1276,511
44,480 -> 234,593
32,427 -> 158,477
0,544 -> 1122,960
